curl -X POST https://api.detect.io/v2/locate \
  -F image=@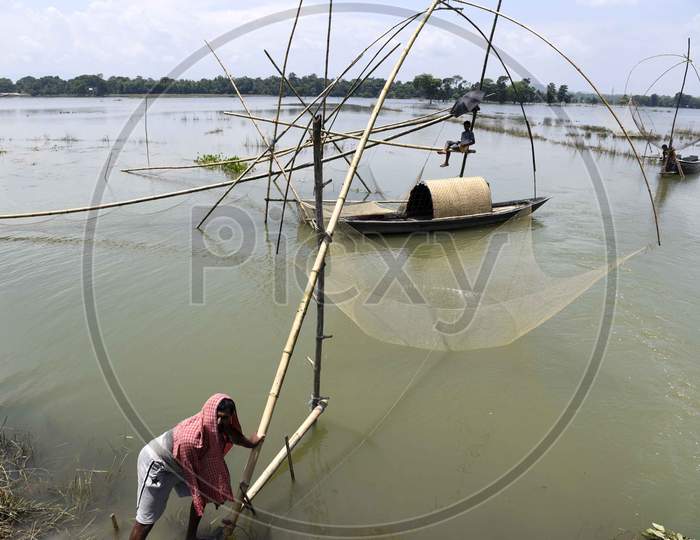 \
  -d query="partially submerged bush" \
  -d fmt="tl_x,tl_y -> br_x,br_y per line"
194,153 -> 247,177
